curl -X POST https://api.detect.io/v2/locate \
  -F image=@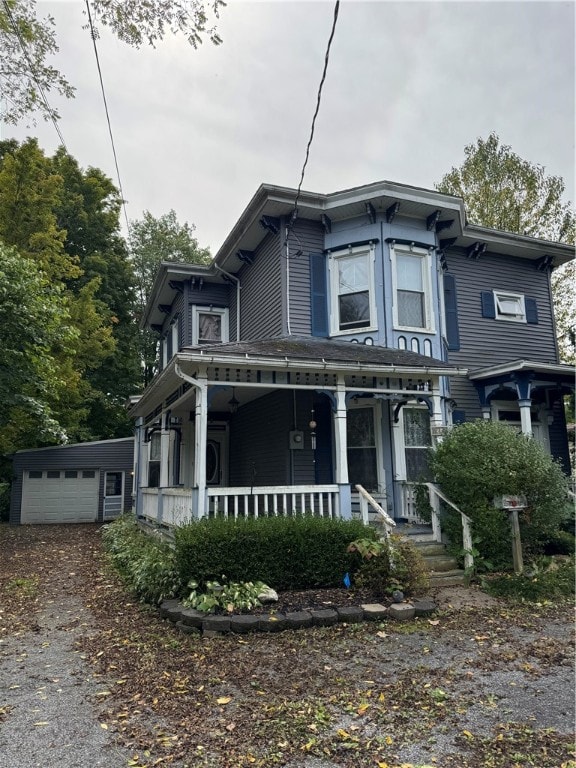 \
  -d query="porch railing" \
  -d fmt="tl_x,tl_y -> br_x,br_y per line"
355,484 -> 396,538
207,485 -> 340,519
